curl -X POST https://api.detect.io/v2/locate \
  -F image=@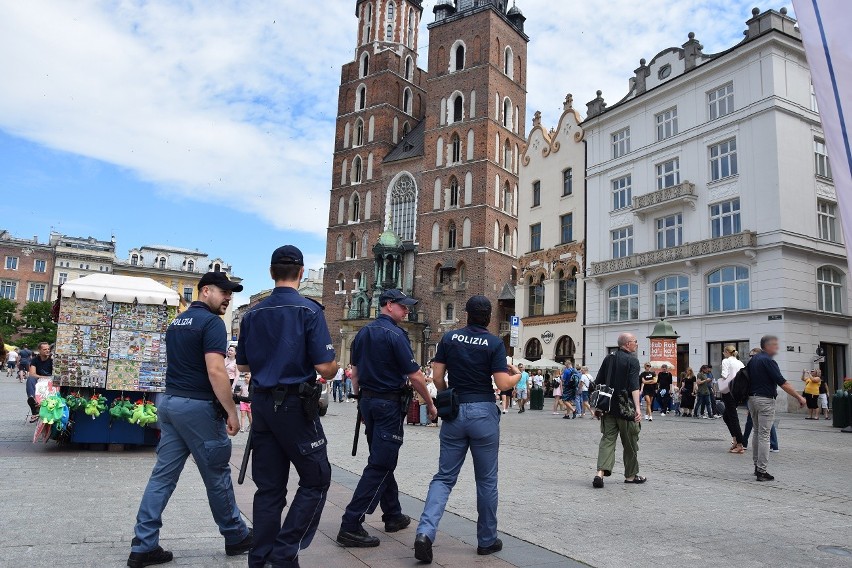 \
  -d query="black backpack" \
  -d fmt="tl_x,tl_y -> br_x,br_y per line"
729,366 -> 751,405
